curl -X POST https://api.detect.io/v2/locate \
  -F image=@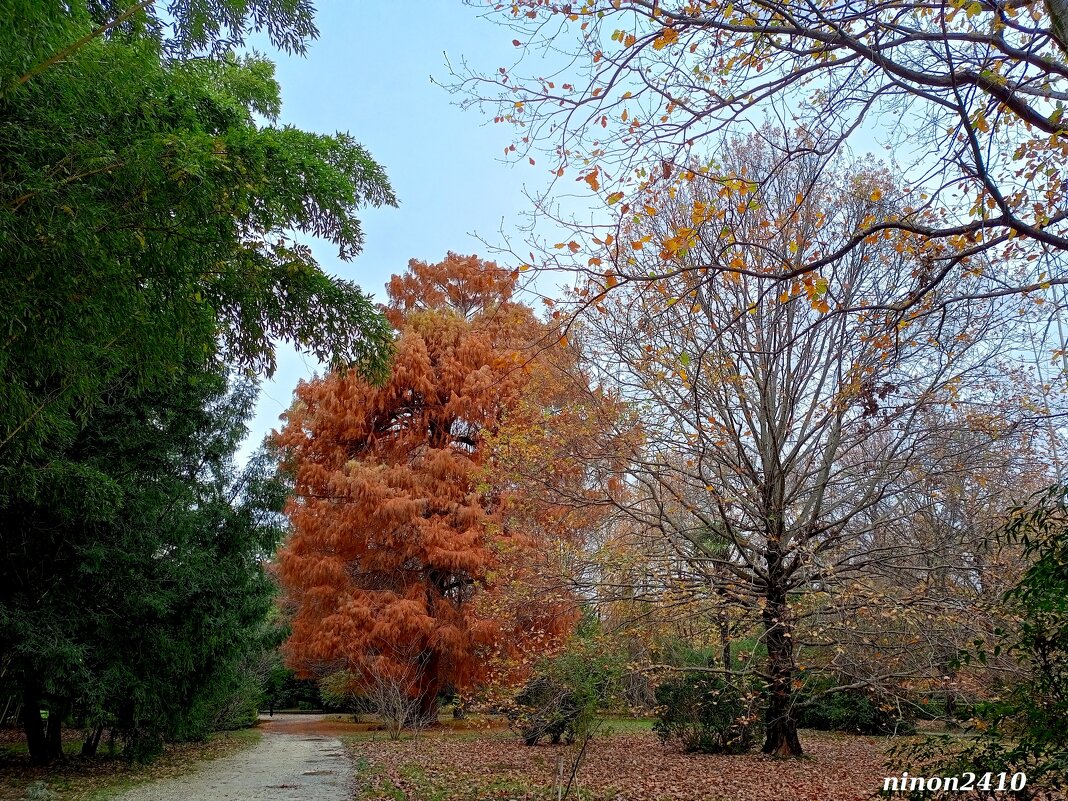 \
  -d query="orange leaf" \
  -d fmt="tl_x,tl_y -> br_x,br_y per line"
652,27 -> 679,50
